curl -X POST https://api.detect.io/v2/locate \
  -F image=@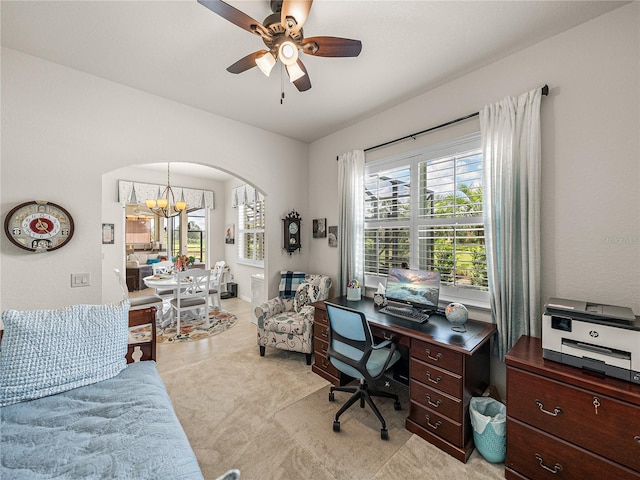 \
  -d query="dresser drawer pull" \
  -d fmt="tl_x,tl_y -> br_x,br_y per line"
424,394 -> 442,408
382,332 -> 394,341
425,349 -> 442,361
322,359 -> 330,368
535,454 -> 563,474
635,436 -> 640,445
425,372 -> 442,384
321,345 -> 327,354
321,330 -> 328,338
535,400 -> 562,416
424,415 -> 442,430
